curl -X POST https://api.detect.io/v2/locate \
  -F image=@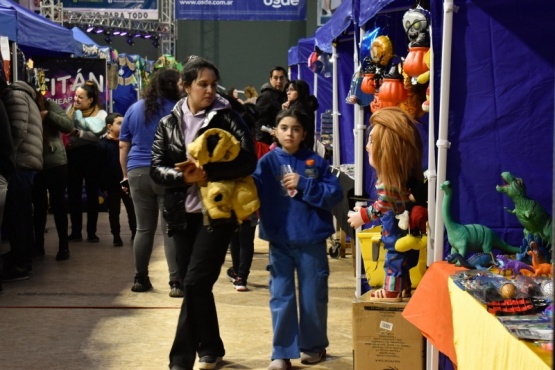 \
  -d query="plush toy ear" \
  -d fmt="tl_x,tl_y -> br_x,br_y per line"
206,133 -> 221,158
